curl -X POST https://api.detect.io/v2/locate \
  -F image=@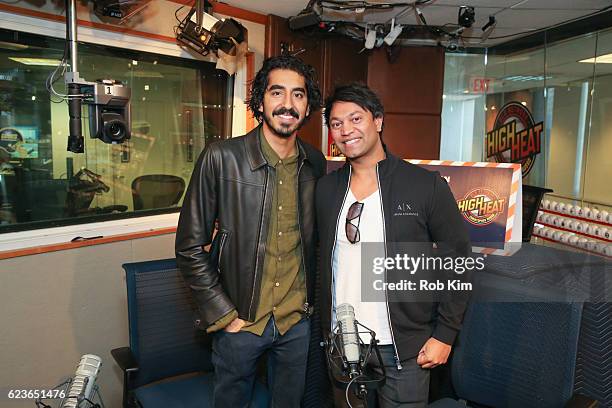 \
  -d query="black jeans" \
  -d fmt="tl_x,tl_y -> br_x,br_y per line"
212,316 -> 310,408
334,345 -> 430,408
